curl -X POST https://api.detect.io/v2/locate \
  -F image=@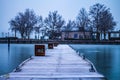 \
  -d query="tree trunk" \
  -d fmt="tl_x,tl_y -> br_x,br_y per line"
104,32 -> 106,40
96,32 -> 100,40
38,34 -> 39,39
21,33 -> 24,39
108,32 -> 111,40
14,30 -> 16,37
28,35 -> 30,39
83,31 -> 86,39
100,32 -> 102,40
